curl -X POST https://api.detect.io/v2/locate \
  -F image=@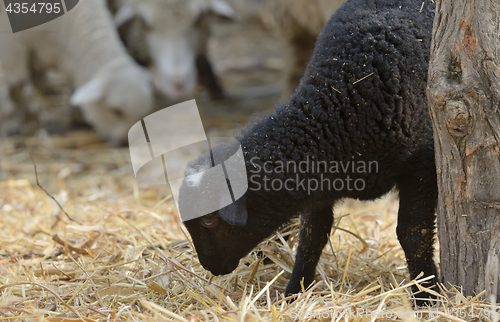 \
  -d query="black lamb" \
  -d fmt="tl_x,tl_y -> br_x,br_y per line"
179,0 -> 438,304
